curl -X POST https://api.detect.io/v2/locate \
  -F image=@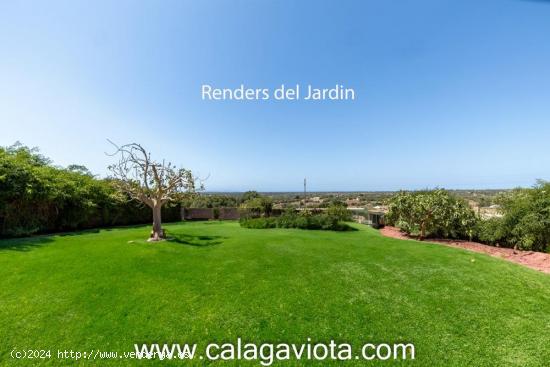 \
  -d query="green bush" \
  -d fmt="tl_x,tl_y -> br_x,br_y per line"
386,189 -> 478,240
479,181 -> 550,252
475,218 -> 506,246
326,203 -> 352,221
239,196 -> 273,218
239,217 -> 277,229
213,207 -> 220,220
240,210 -> 353,231
182,194 -> 238,208
0,144 -> 181,237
